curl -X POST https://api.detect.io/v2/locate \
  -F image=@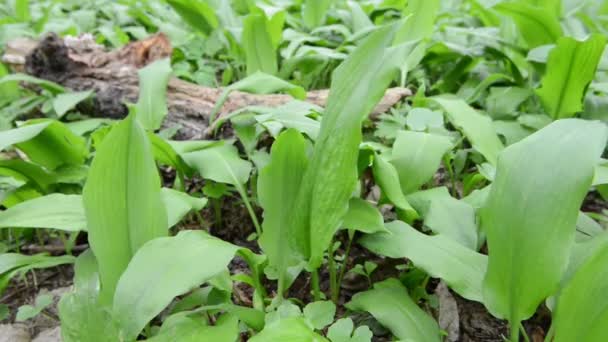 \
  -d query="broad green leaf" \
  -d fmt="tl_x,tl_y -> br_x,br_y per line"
395,0 -> 440,43
424,197 -> 478,250
494,1 -> 562,48
53,90 -> 94,118
161,188 -> 208,228
149,133 -> 193,177
342,197 -> 386,234
113,230 -> 239,341
258,129 -> 309,294
243,14 -> 277,76
0,159 -> 55,192
0,121 -> 51,152
0,194 -> 84,231
182,143 -> 252,186
303,301 -> 336,330
390,130 -> 452,194
480,119 -> 608,324
1,254 -> 75,294
66,119 -> 113,136
327,318 -> 373,342
360,221 -> 487,302
433,96 -> 504,165
553,238 -> 608,342
303,0 -> 331,29
136,59 -> 172,130
536,34 -> 606,119
83,114 -> 168,305
59,287 -> 119,342
371,153 -> 417,216
346,278 -> 441,342
15,120 -> 88,170
147,313 -> 239,342
0,73 -> 65,94
166,0 -> 219,35
16,293 -> 53,322
250,317 -> 328,342
406,186 -> 452,216
293,22 -> 413,268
